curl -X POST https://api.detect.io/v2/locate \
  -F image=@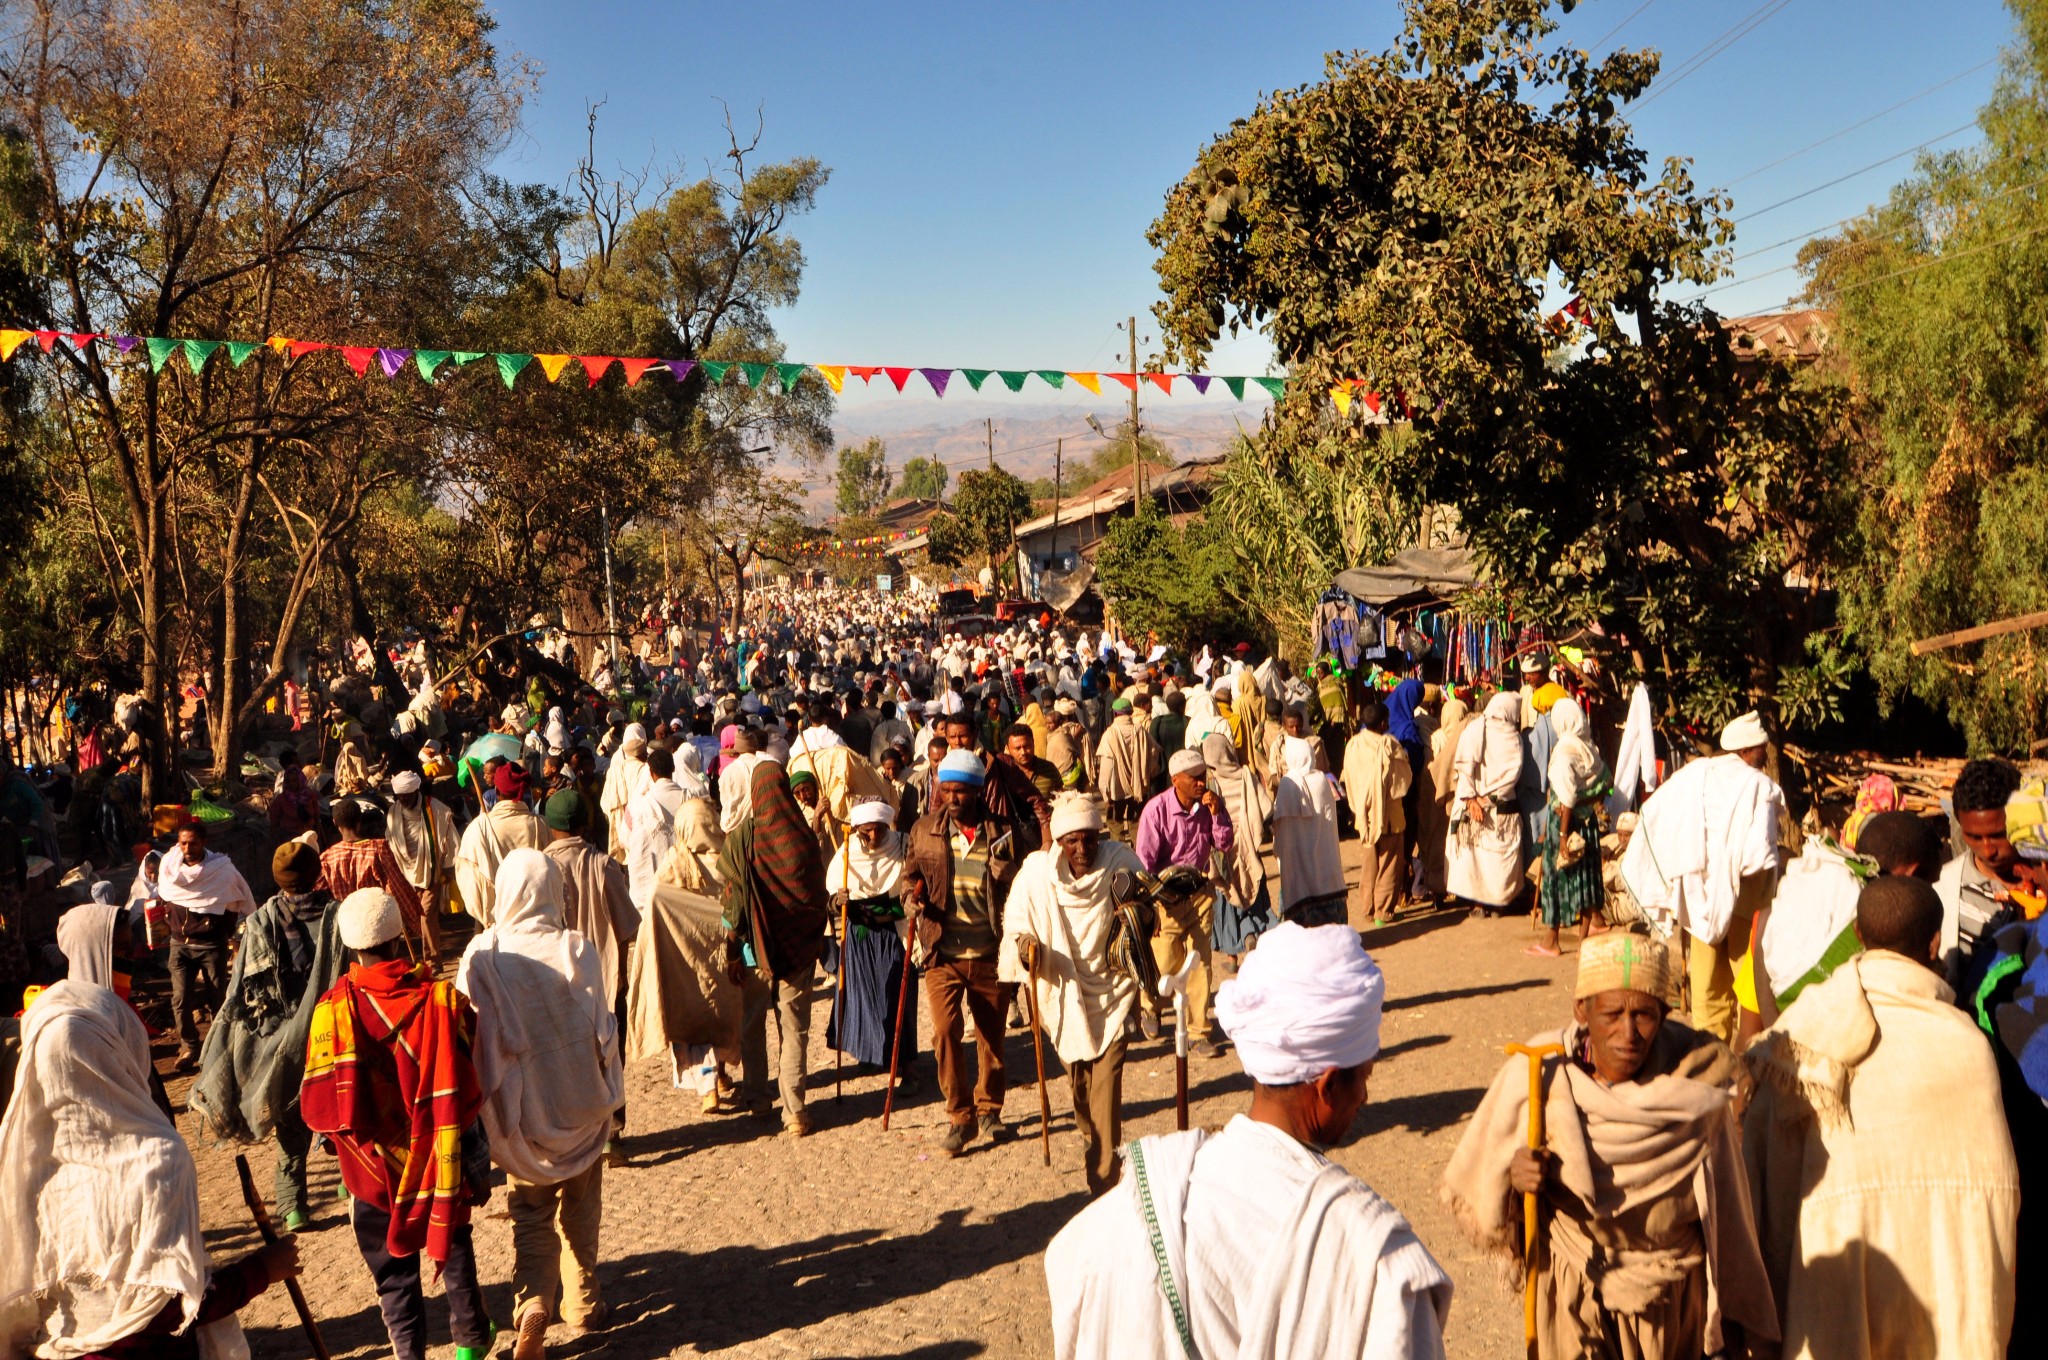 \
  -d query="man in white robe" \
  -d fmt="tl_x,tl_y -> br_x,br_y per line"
599,723 -> 651,863
1045,922 -> 1454,1360
1445,691 -> 1525,913
625,747 -> 687,915
387,770 -> 457,954
455,764 -> 547,927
